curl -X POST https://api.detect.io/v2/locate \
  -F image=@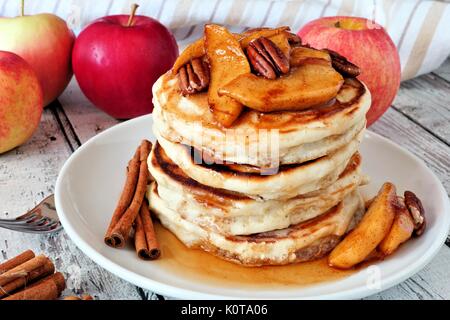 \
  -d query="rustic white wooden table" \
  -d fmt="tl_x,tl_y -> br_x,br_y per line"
1,57 -> 449,300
